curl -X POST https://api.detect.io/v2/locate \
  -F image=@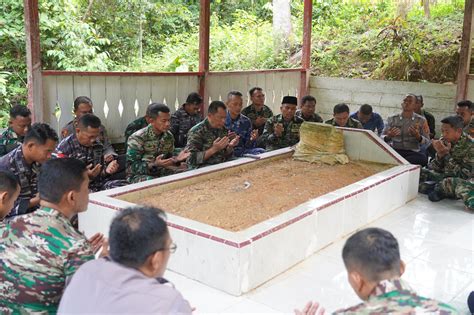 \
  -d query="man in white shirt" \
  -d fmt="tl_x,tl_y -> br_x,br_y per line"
58,206 -> 193,314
